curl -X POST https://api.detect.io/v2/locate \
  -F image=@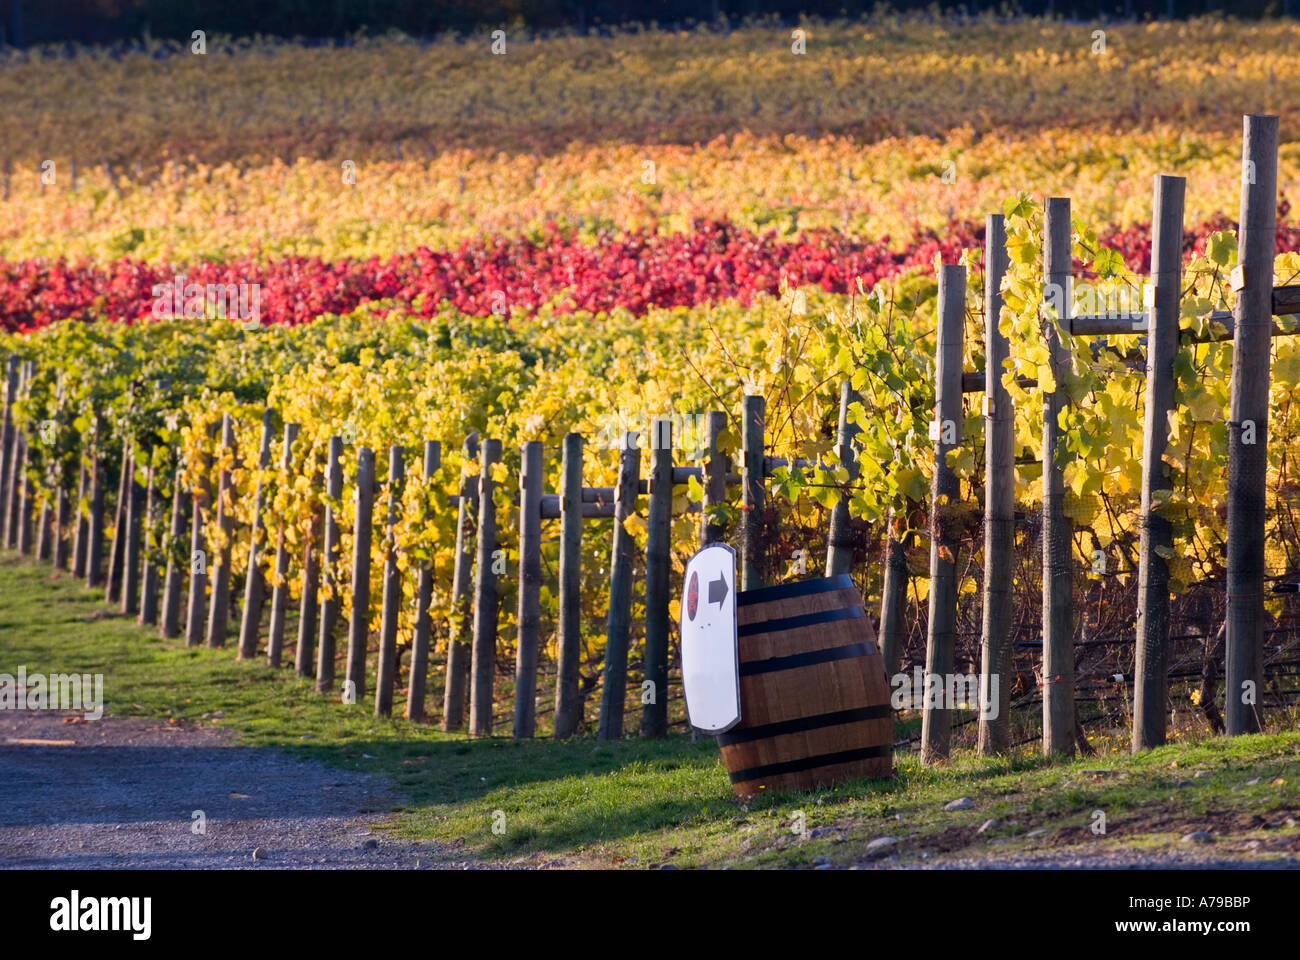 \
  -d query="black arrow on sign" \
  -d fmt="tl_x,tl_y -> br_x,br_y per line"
708,573 -> 728,608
